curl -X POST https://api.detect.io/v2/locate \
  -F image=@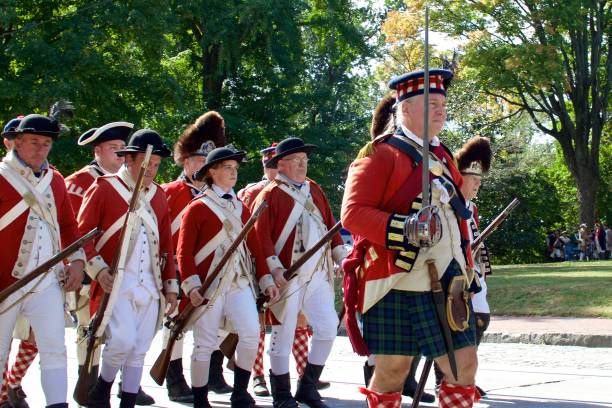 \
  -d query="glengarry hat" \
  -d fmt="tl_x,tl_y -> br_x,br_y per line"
78,122 -> 133,146
265,137 -> 317,169
260,142 -> 278,168
2,116 -> 24,139
388,69 -> 453,103
193,146 -> 247,181
116,128 -> 172,157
